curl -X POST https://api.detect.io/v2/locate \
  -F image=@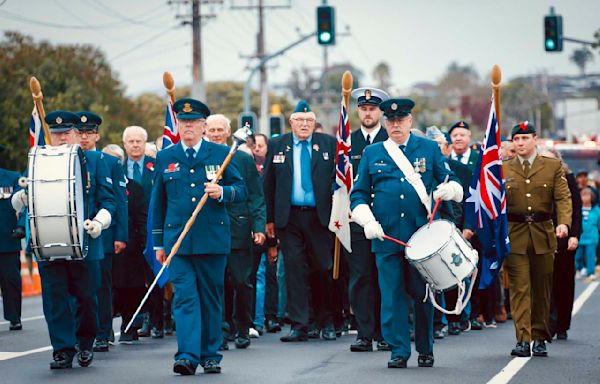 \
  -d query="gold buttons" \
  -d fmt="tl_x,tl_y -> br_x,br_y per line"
526,193 -> 531,197
543,184 -> 547,187
525,179 -> 530,184
192,197 -> 197,202
527,206 -> 532,211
